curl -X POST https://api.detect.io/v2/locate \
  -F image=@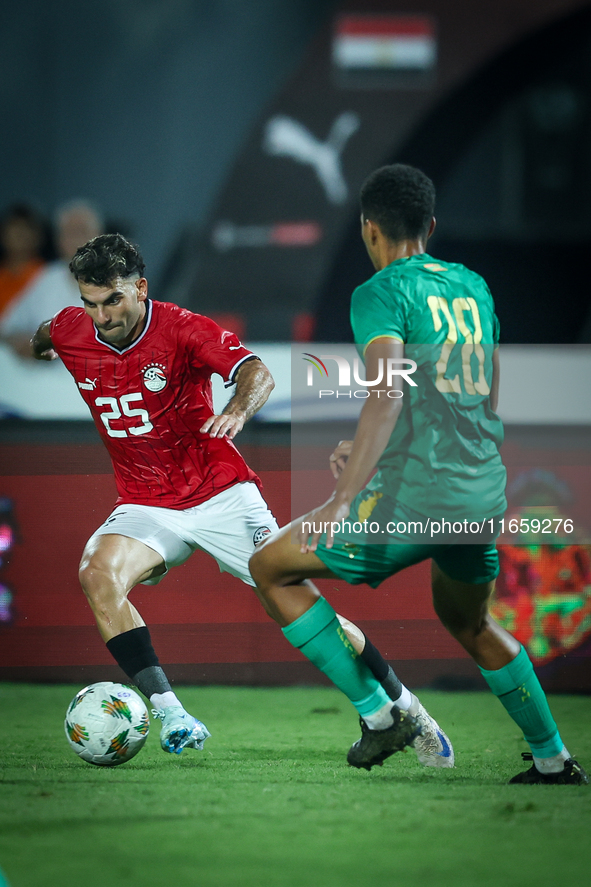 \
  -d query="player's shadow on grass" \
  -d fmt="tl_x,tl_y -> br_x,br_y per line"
369,770 -> 505,786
